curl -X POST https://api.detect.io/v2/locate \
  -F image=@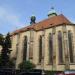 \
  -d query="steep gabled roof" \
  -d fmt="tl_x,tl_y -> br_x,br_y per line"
11,14 -> 73,35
